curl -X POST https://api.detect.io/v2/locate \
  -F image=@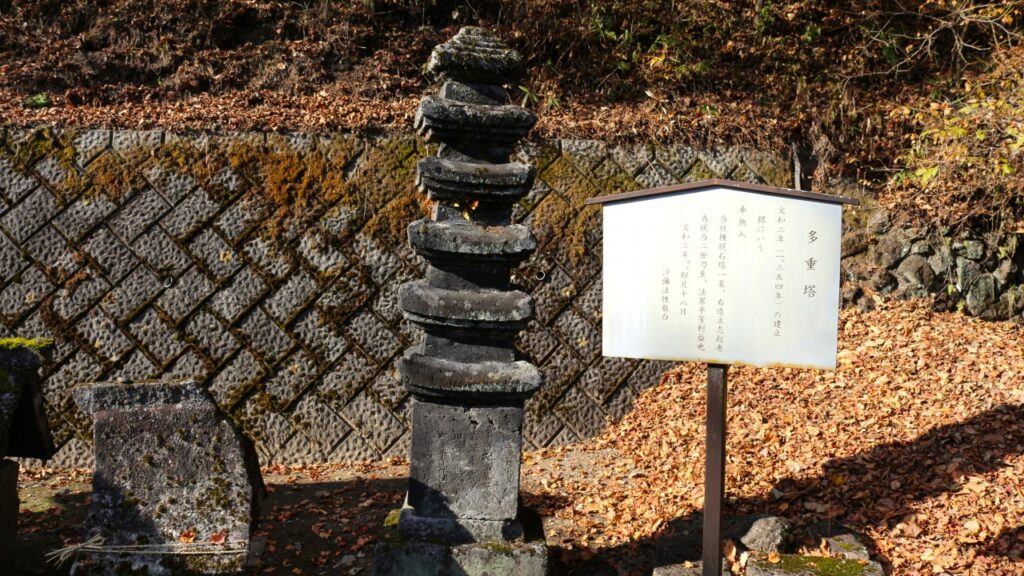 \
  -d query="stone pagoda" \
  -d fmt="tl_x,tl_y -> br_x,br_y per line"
374,26 -> 547,575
